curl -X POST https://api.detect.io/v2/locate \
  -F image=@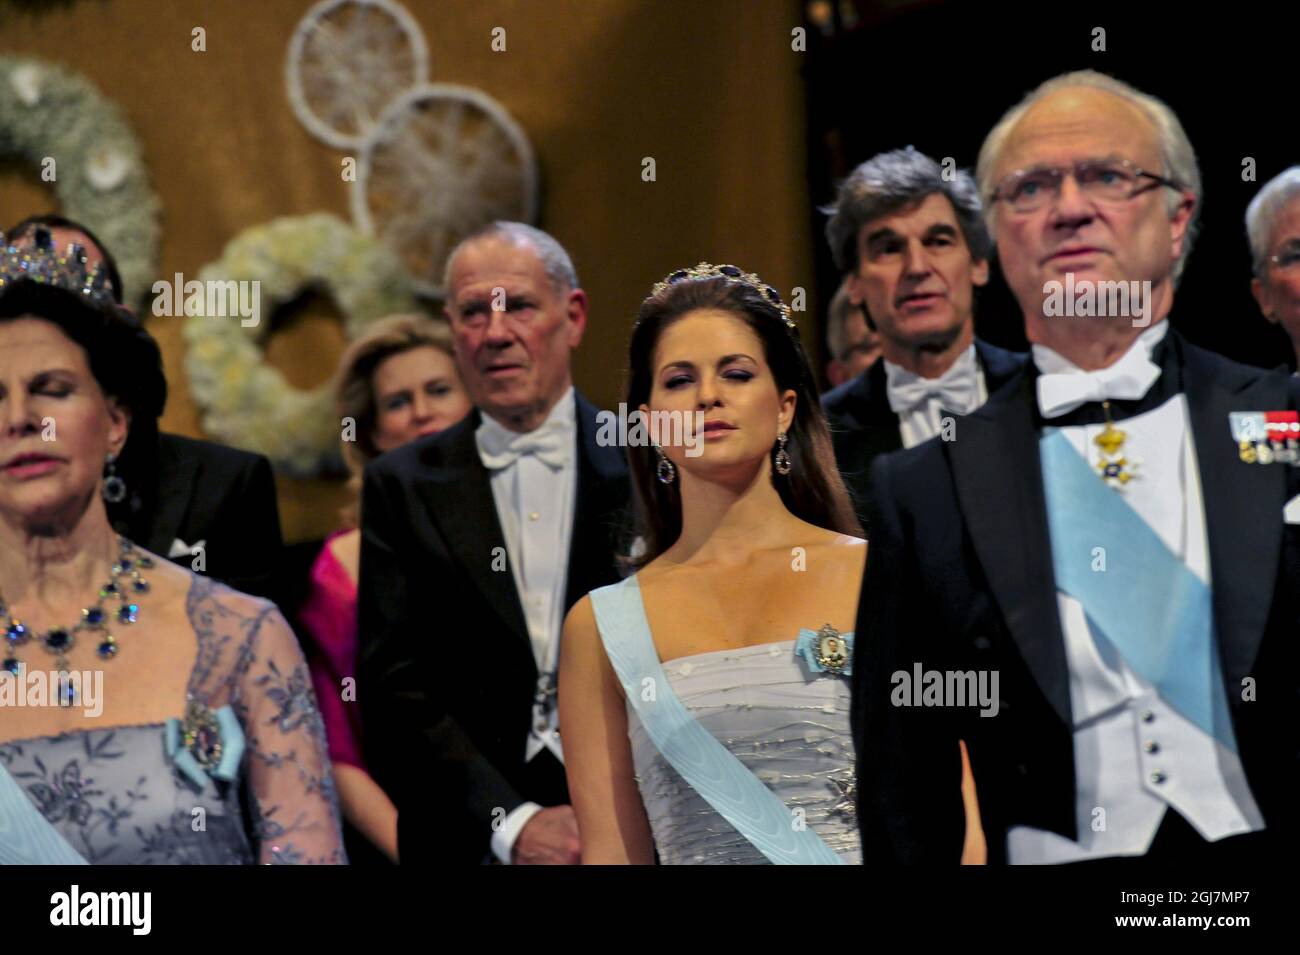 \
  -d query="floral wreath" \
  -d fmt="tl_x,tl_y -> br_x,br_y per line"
0,55 -> 160,304
182,213 -> 416,477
